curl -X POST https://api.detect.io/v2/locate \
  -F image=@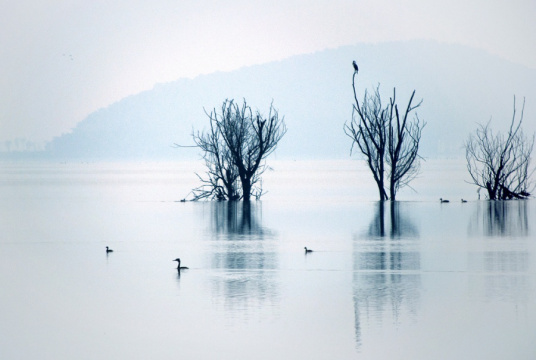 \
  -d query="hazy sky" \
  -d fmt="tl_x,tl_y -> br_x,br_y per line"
1,0 -> 535,144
